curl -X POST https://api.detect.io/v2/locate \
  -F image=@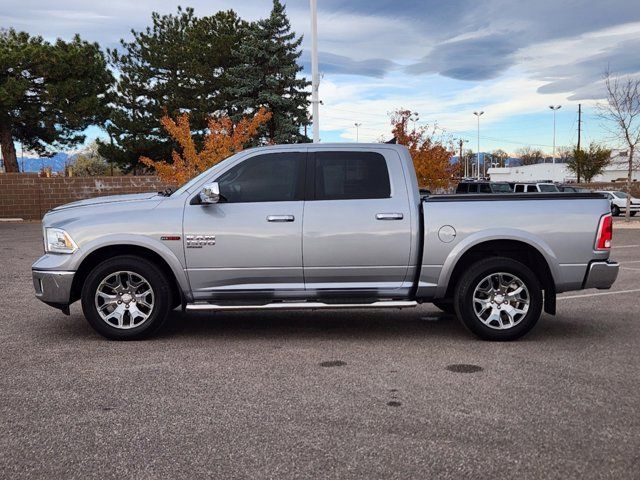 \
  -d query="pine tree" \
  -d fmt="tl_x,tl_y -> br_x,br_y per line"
0,30 -> 112,172
226,0 -> 310,143
99,7 -> 246,172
